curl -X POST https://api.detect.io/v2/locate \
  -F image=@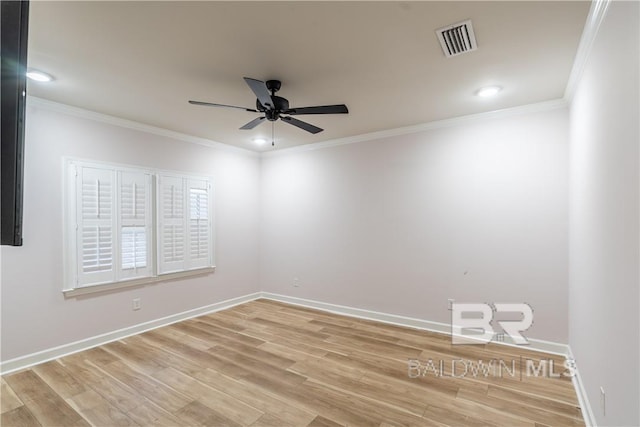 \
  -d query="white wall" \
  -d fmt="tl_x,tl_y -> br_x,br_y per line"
0,103 -> 261,361
1,98 -> 571,363
569,1 -> 640,425
260,108 -> 569,343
